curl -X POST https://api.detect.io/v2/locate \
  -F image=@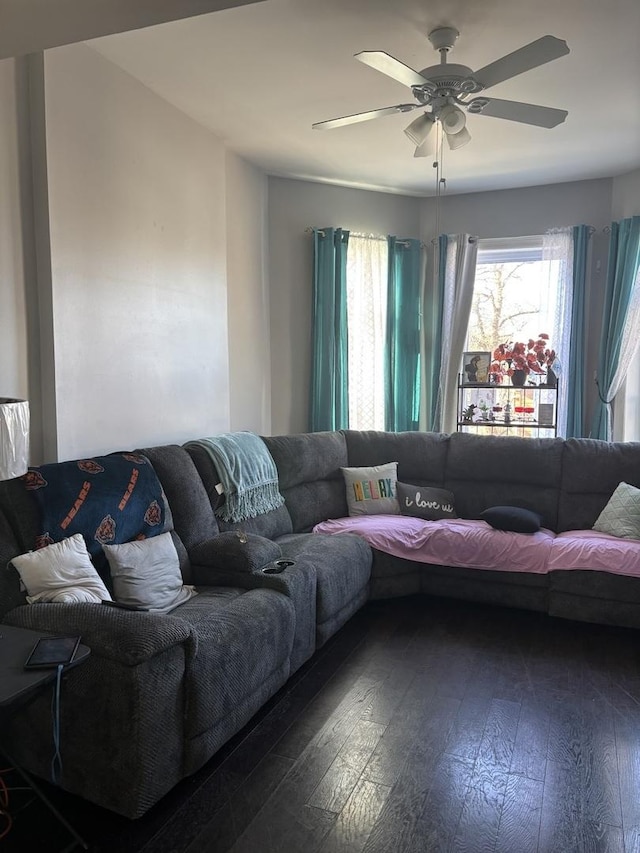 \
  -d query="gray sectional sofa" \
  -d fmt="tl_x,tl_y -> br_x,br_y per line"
0,429 -> 638,819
